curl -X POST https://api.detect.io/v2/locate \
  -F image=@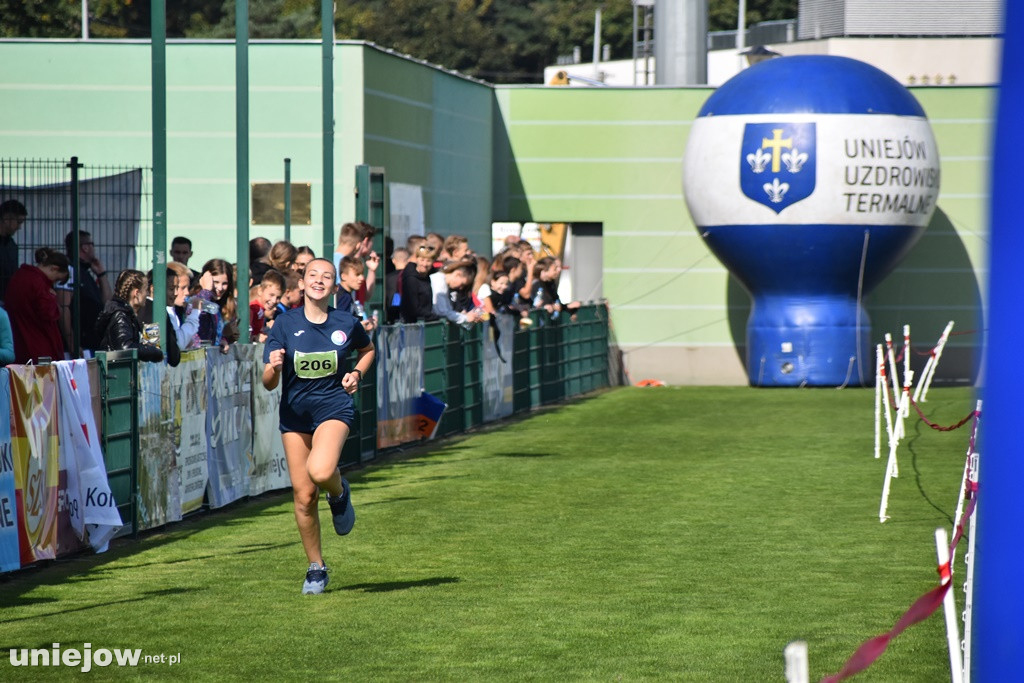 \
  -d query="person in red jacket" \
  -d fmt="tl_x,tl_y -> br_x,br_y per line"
5,247 -> 70,364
